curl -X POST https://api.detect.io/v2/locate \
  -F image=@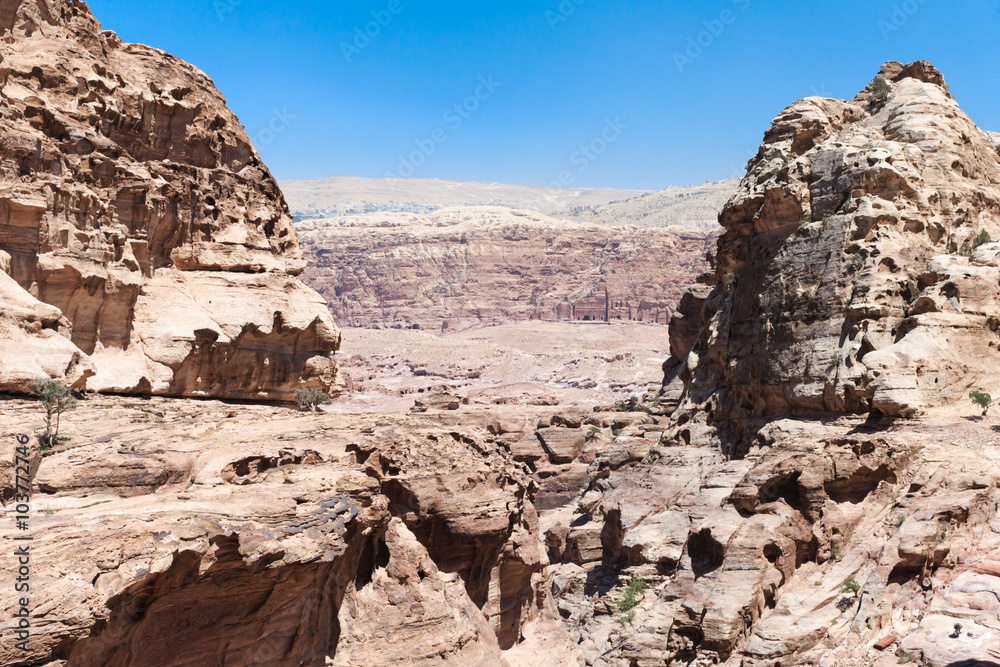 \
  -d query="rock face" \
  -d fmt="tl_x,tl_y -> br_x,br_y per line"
666,60 -> 1000,448
0,258 -> 93,389
532,62 -> 1000,667
0,396 -> 548,666
297,207 -> 713,331
0,0 -> 340,399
